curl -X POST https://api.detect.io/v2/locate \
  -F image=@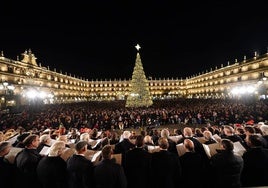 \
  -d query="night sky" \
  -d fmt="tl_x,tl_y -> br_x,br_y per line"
1,1 -> 268,80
